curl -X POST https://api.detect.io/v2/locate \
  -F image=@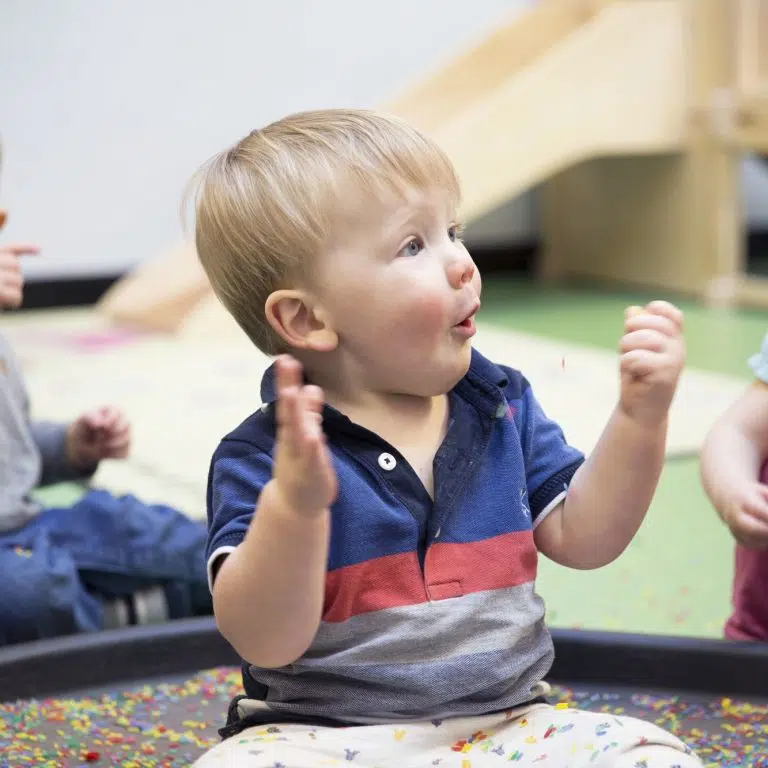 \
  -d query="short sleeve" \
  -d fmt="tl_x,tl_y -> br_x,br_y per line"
206,438 -> 274,591
748,332 -> 768,383
517,381 -> 584,523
